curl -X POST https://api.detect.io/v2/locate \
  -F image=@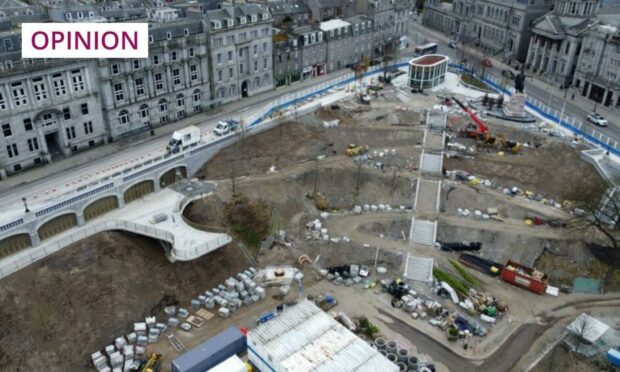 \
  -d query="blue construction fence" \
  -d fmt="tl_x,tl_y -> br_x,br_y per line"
449,63 -> 620,157
249,61 -> 411,128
